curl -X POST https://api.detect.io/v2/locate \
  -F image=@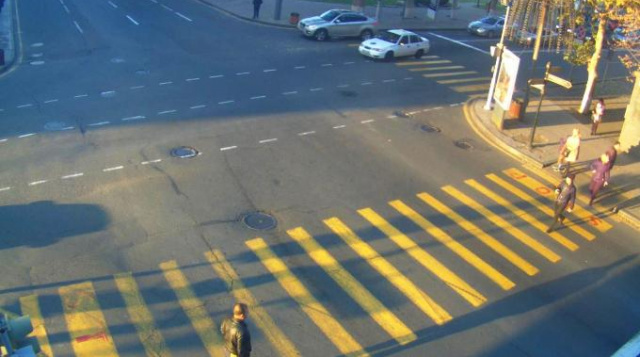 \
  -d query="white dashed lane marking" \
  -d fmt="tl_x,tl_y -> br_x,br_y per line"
333,125 -> 346,129
190,105 -> 206,109
294,66 -> 305,69
0,187 -> 10,192
283,91 -> 298,95
382,79 -> 396,83
337,84 -> 349,88
61,173 -> 84,179
0,139 -> 7,143
176,12 -> 192,22
220,146 -> 237,151
44,99 -> 59,104
361,119 -> 374,124
310,88 -> 323,92
88,121 -> 110,127
161,4 -> 173,11
126,15 -> 140,25
263,69 -> 277,73
130,85 -> 145,90
103,166 -> 124,172
29,180 -> 48,186
74,94 -> 88,98
158,110 -> 177,115
209,75 -> 224,79
122,115 -> 145,121
141,159 -> 162,165
321,63 -> 333,67
250,95 -> 266,100
218,100 -> 235,105
344,61 -> 355,65
159,81 -> 173,86
18,133 -> 35,138
108,1 -> 118,8
298,131 -> 315,136
186,77 -> 200,82
259,138 -> 278,144
73,21 -> 84,33
236,72 -> 250,76
17,104 -> 33,109
361,82 -> 373,86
